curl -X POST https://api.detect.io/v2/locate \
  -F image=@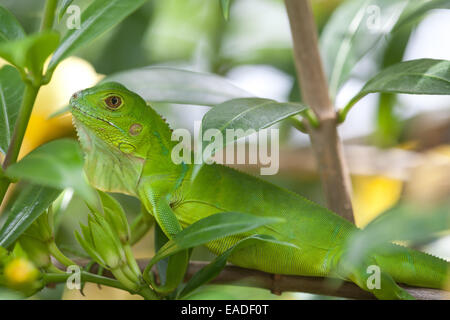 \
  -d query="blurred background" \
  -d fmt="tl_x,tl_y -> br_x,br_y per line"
0,0 -> 449,299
